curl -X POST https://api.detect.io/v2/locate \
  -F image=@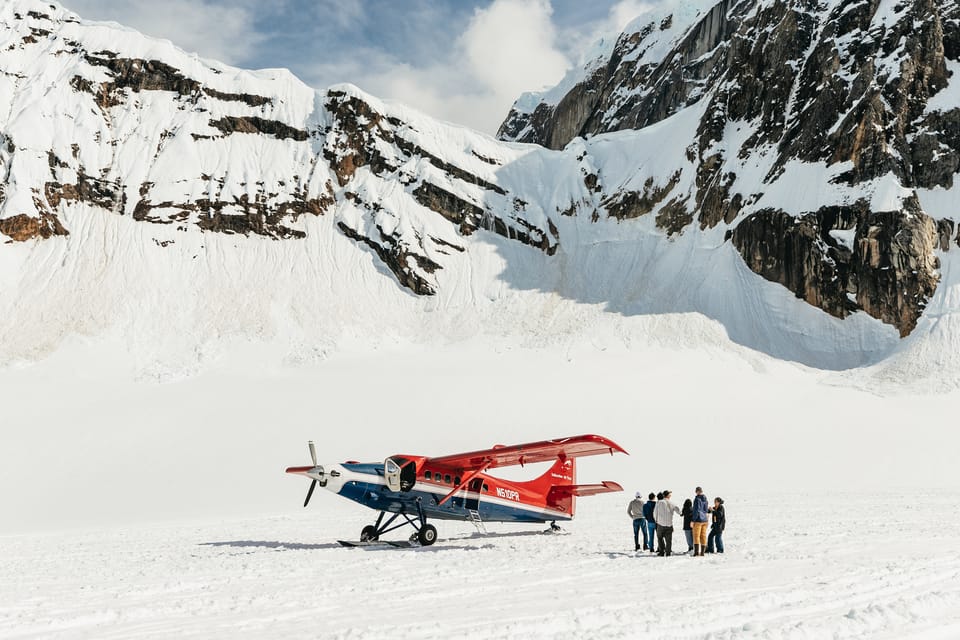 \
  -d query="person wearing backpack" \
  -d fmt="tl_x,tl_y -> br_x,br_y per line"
627,492 -> 647,551
691,486 -> 710,557
642,493 -> 657,553
707,497 -> 726,553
